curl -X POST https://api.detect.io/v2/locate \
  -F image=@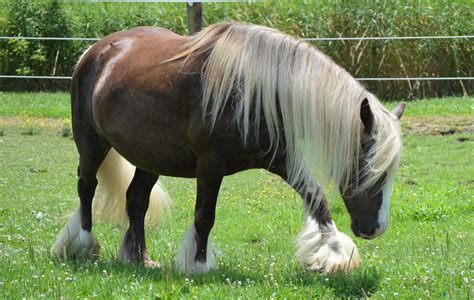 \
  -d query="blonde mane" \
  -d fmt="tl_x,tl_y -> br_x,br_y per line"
175,22 -> 402,196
